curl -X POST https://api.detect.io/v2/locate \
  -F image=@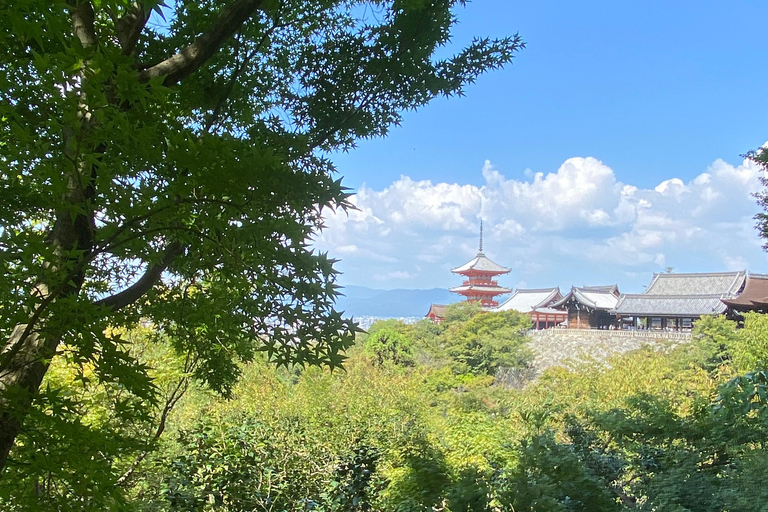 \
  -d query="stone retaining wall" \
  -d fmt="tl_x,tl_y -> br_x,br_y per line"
527,328 -> 691,373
